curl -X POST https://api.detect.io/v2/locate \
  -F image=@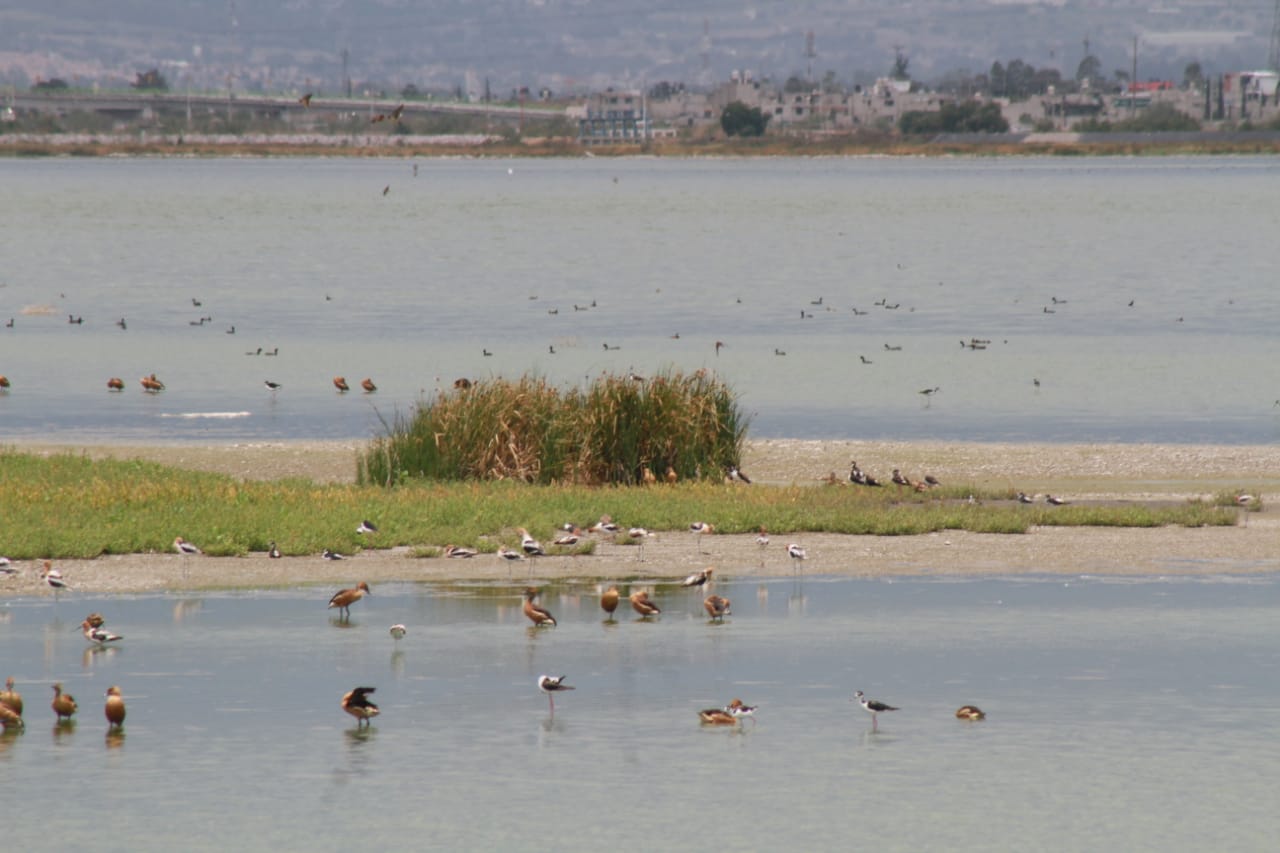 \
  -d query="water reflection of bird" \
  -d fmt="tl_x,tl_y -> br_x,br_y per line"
51,683 -> 78,723
522,587 -> 556,627
854,690 -> 898,731
341,687 -> 380,727
104,686 -> 126,729
537,675 -> 574,713
328,581 -> 371,619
